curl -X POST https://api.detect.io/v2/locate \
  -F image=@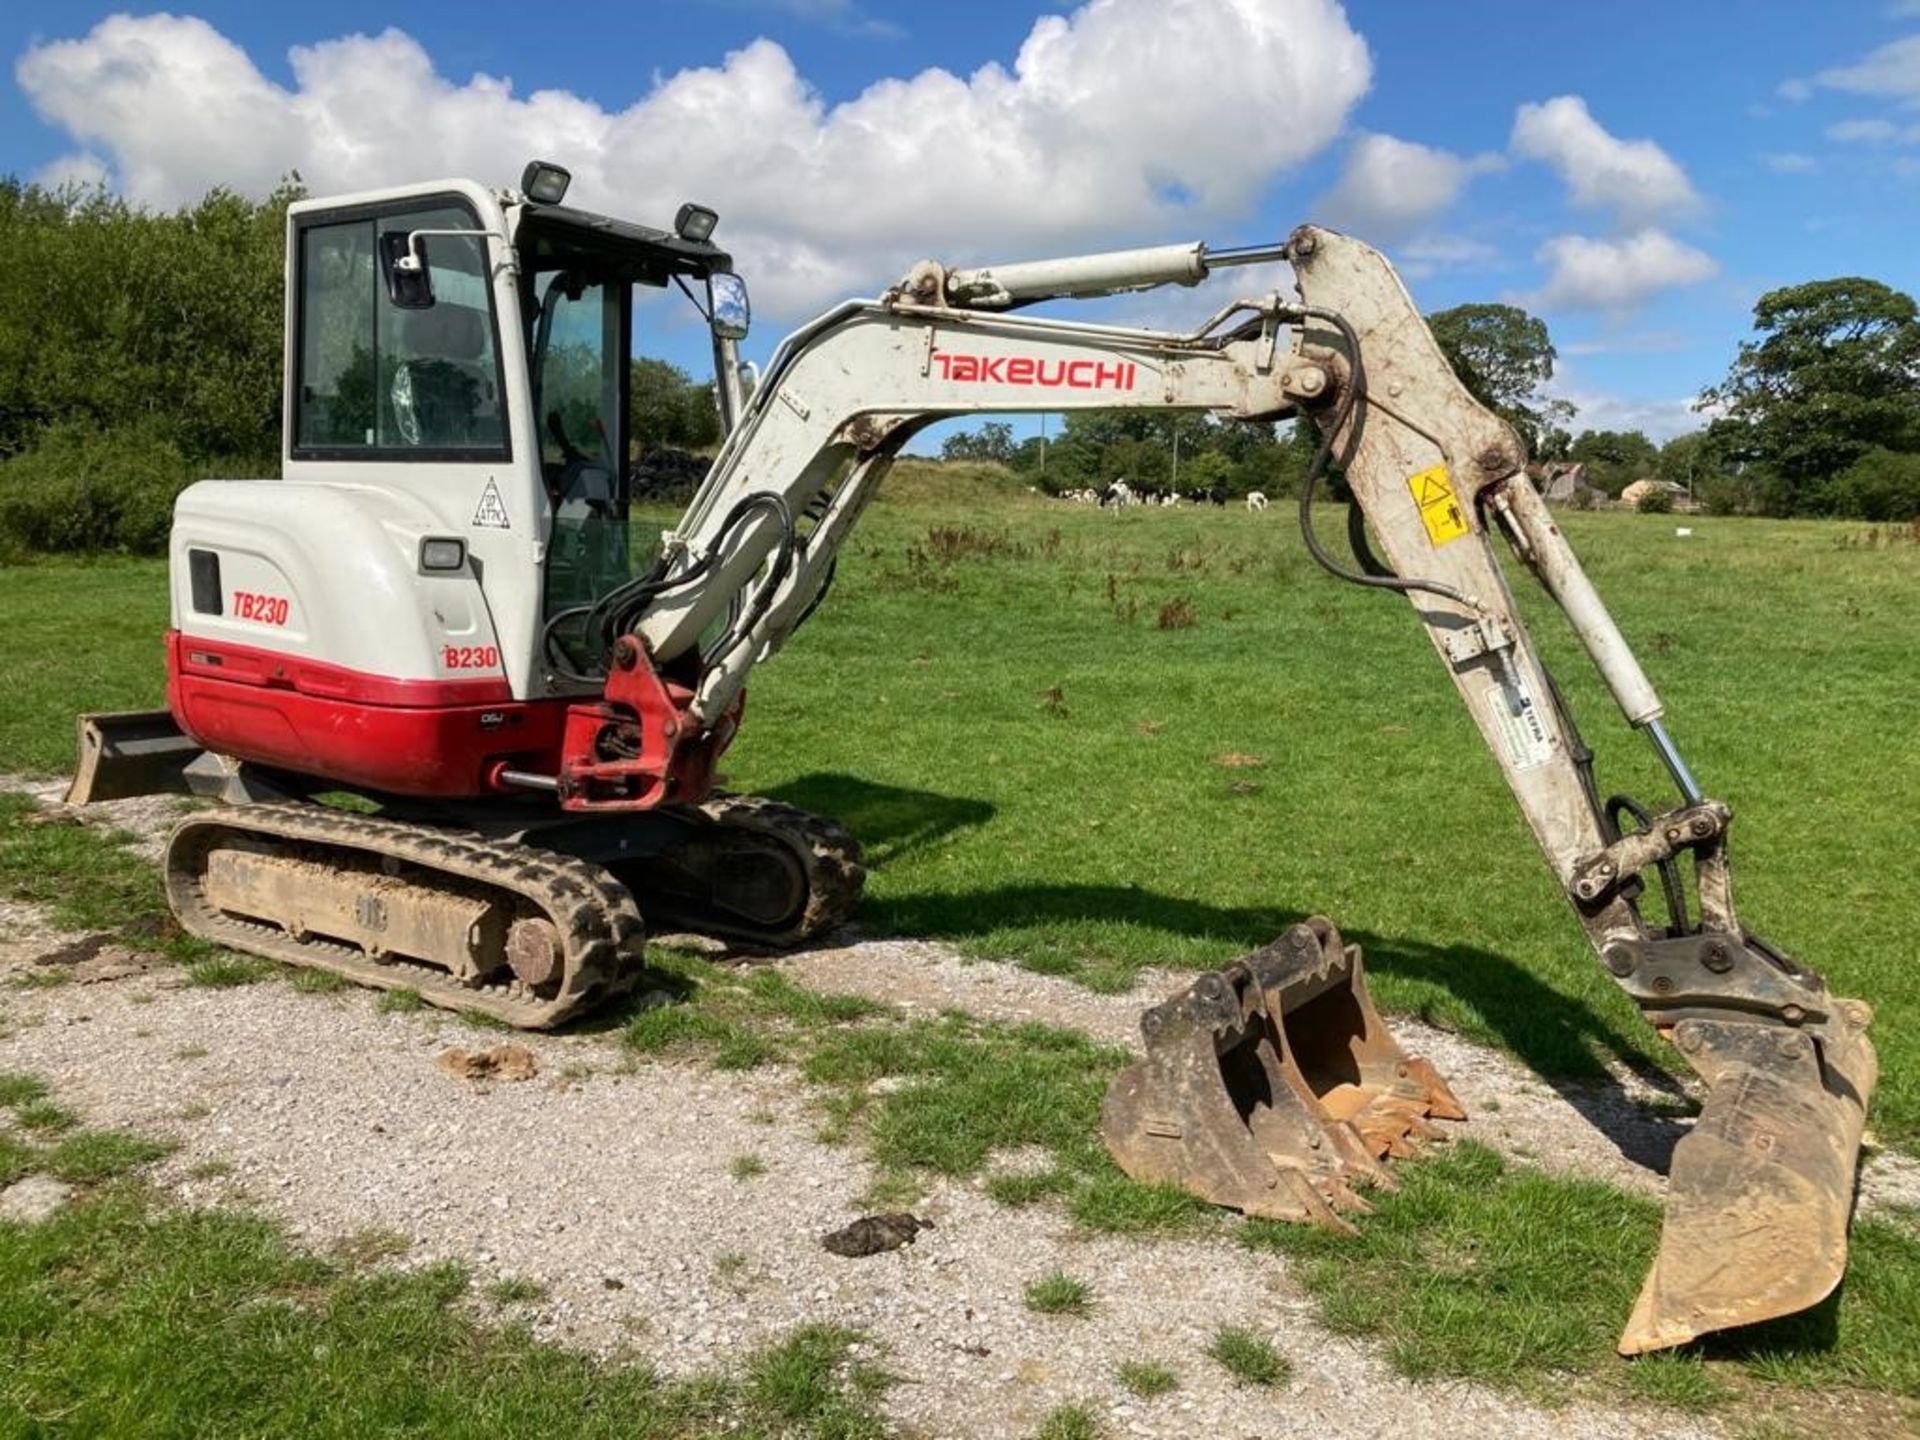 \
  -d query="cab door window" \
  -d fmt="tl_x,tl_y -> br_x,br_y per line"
293,200 -> 508,458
